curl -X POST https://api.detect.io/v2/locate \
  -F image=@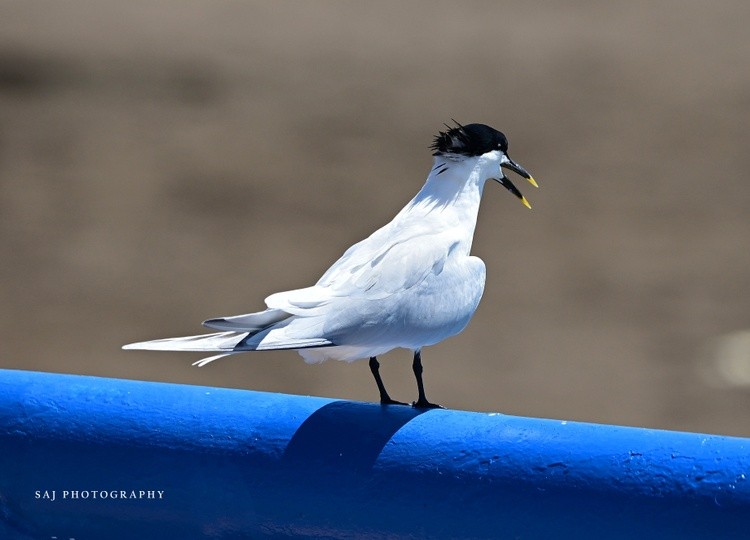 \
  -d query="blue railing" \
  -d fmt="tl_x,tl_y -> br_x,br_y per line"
0,368 -> 748,539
